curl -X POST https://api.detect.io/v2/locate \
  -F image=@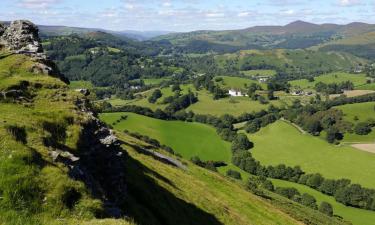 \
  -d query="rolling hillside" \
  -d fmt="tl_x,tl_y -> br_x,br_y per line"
154,21 -> 375,52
